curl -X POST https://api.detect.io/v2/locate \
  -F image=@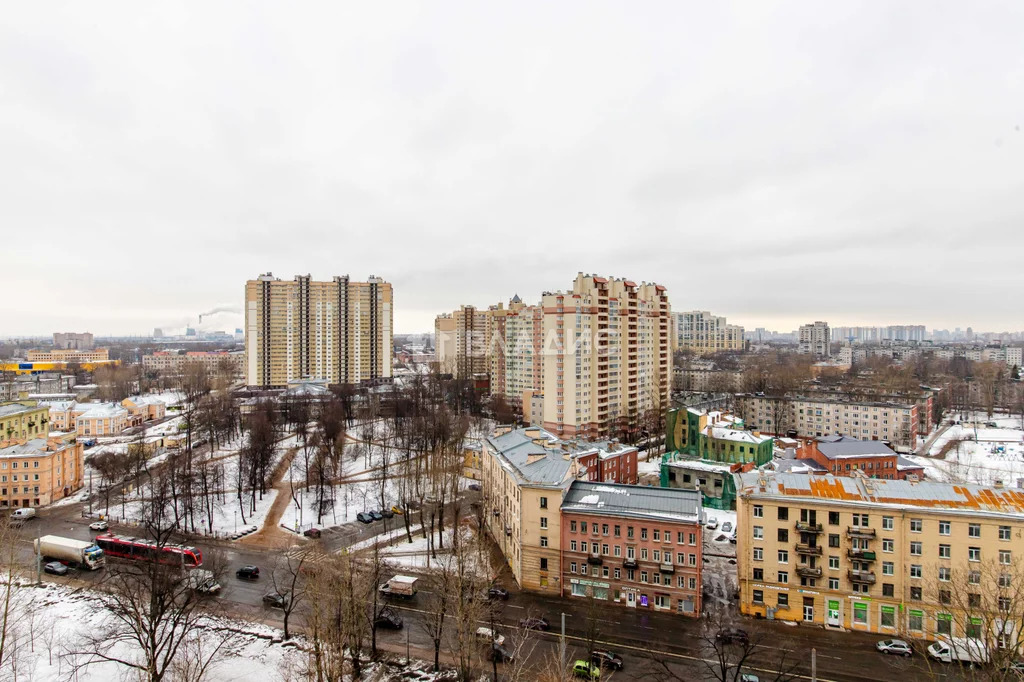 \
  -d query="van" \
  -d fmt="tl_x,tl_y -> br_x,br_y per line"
11,508 -> 36,520
475,627 -> 505,646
